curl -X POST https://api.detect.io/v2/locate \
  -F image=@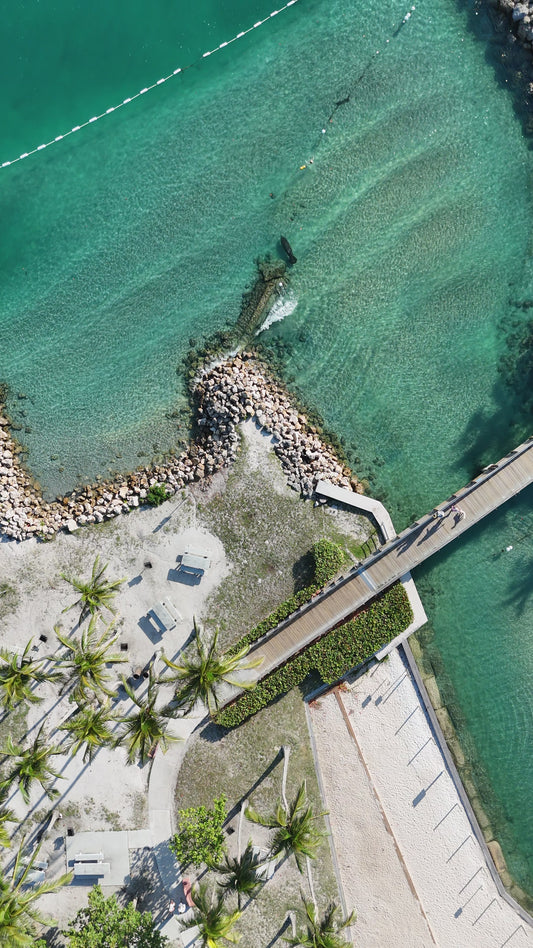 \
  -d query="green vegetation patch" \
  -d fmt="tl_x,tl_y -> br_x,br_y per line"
228,539 -> 349,655
145,484 -> 171,507
170,795 -> 227,869
63,885 -> 166,947
312,538 -> 348,587
200,434 -> 369,647
216,583 -> 413,727
174,687 -> 338,948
